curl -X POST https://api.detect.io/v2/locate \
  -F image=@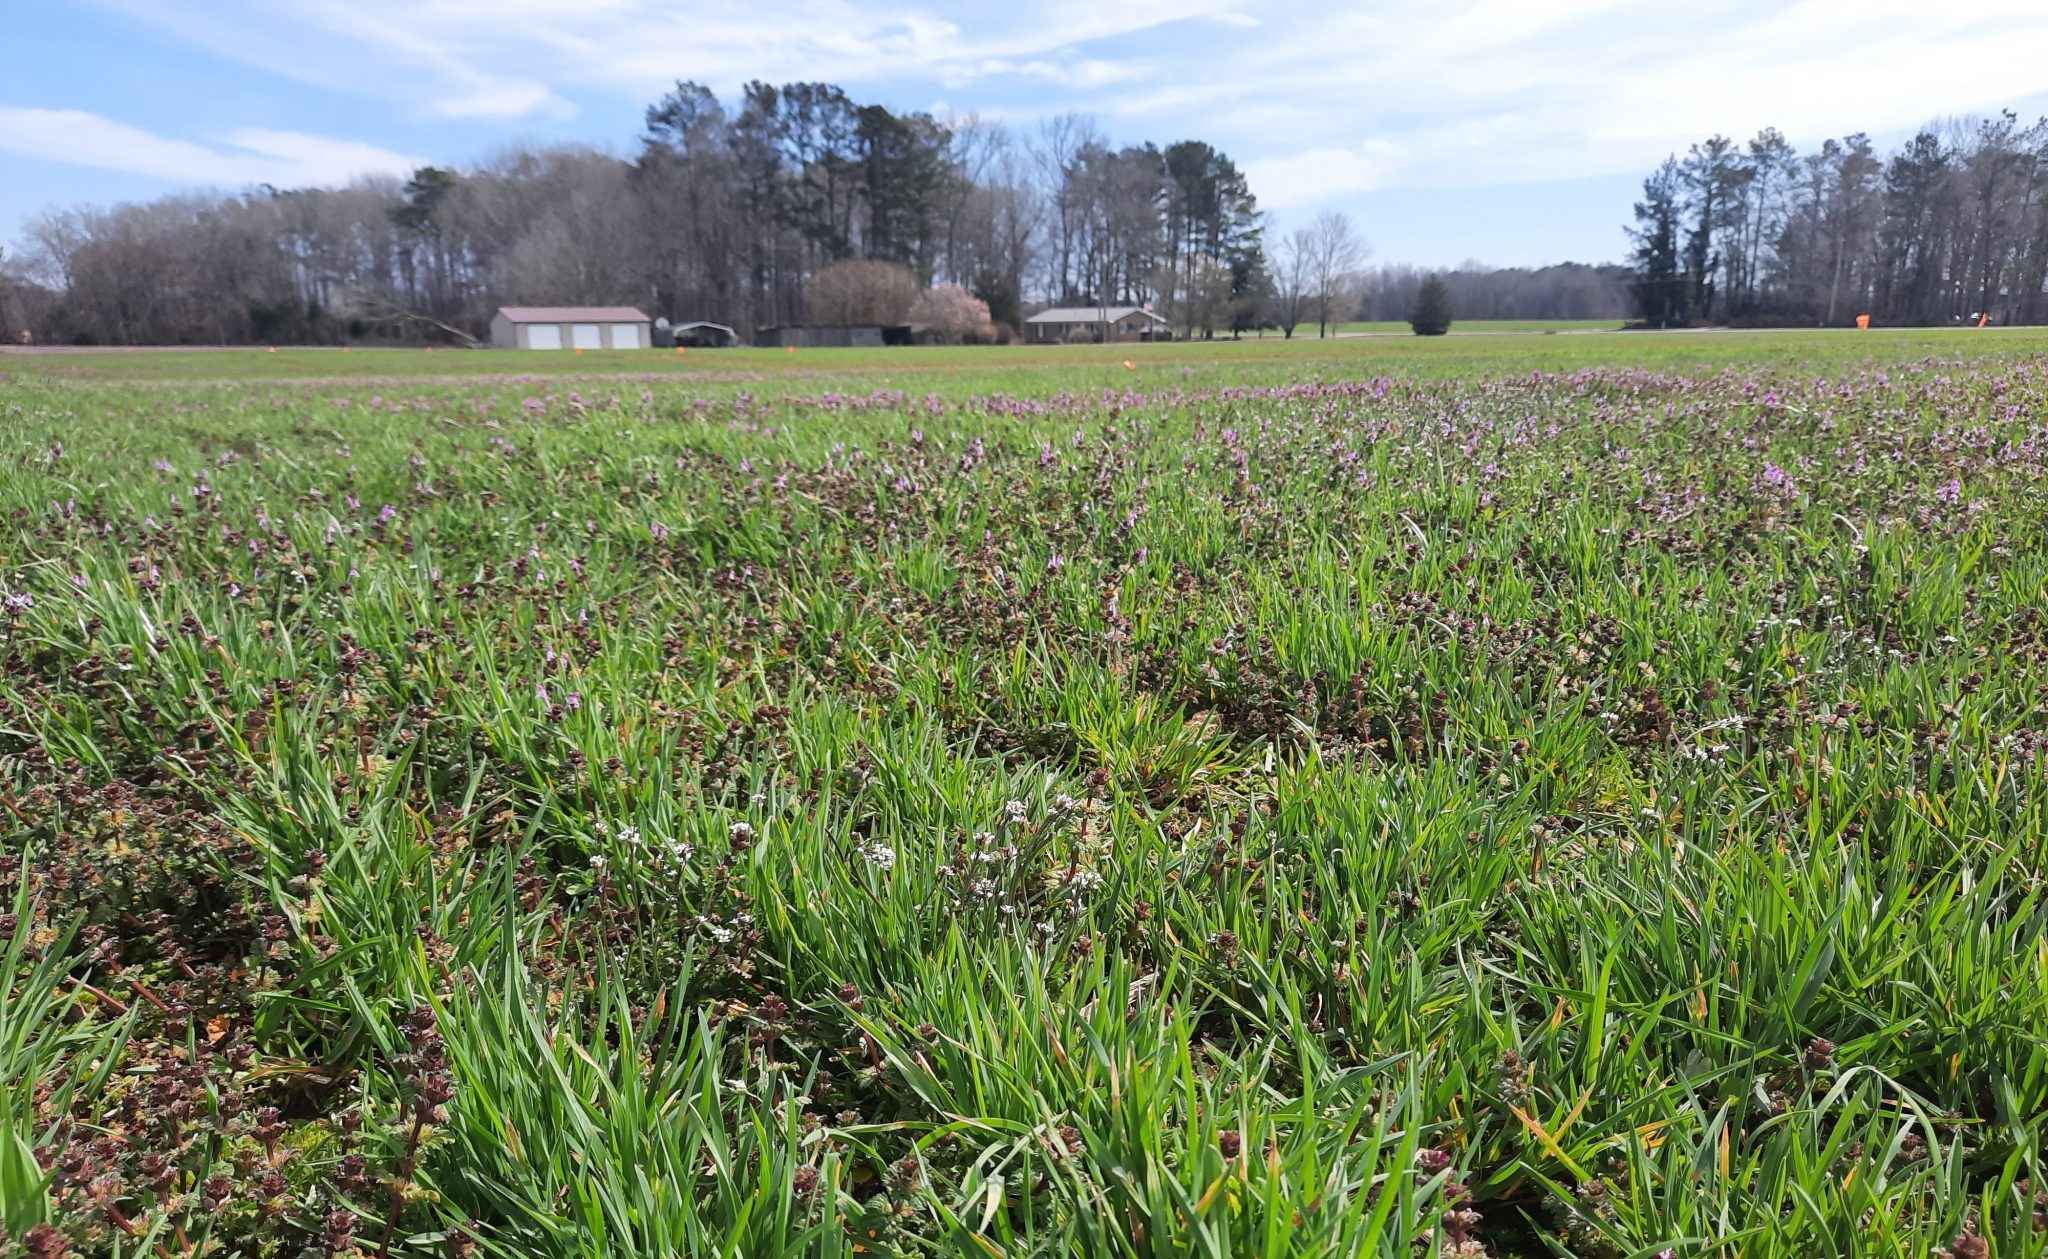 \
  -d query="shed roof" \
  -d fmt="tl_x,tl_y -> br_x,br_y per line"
1024,306 -> 1164,324
497,306 -> 650,324
674,321 -> 736,335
